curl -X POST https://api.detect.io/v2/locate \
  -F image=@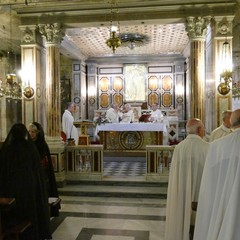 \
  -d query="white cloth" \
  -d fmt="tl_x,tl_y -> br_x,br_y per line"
193,128 -> 240,240
209,124 -> 232,142
165,134 -> 209,240
62,109 -> 79,145
120,110 -> 134,123
149,109 -> 163,122
106,108 -> 121,123
96,122 -> 168,133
